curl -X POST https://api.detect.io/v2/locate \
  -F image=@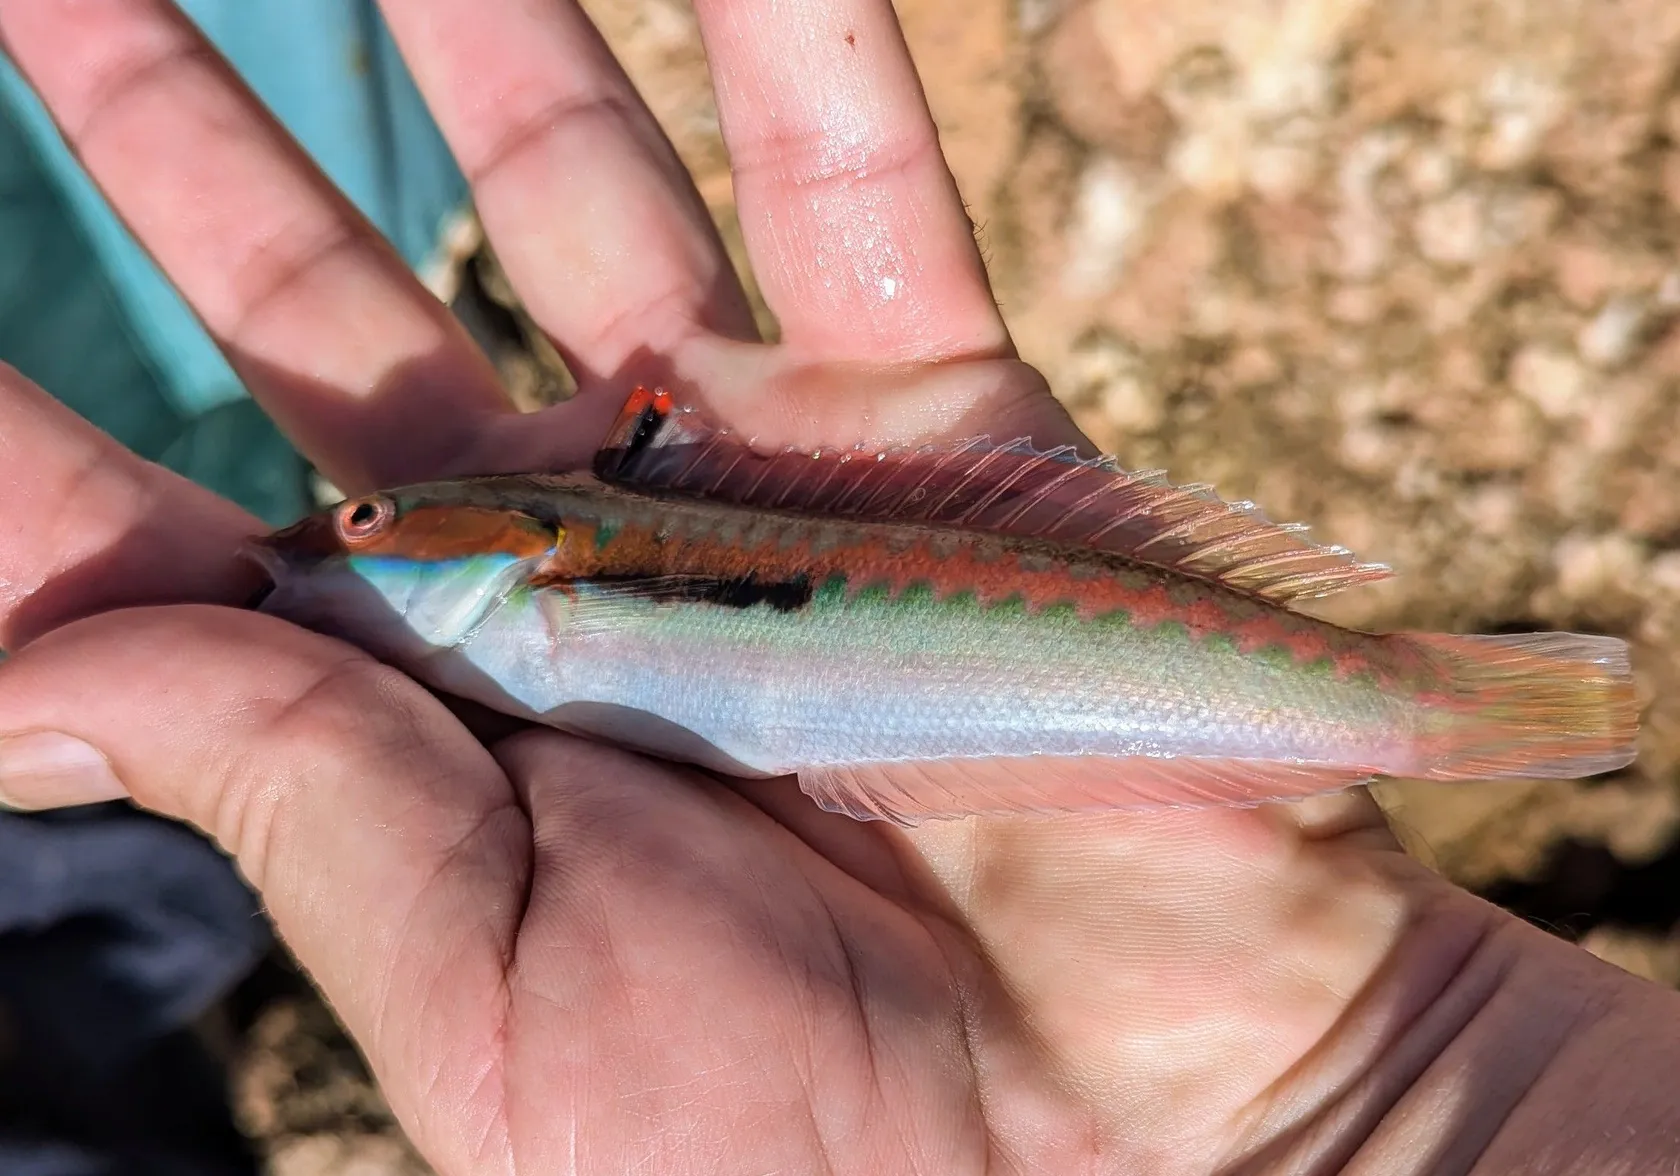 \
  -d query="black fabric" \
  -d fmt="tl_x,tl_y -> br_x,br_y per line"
0,804 -> 269,1175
